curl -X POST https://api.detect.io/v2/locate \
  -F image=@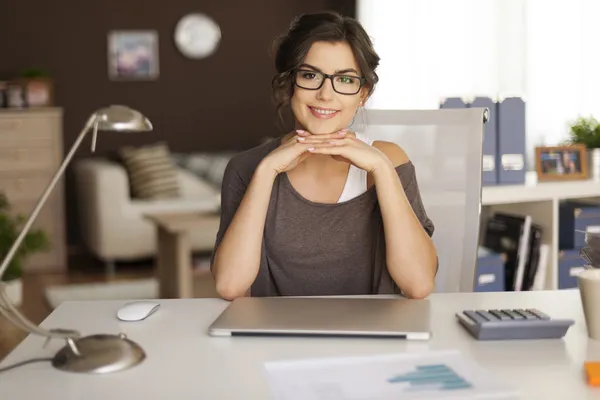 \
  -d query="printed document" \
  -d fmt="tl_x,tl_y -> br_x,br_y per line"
264,350 -> 519,399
